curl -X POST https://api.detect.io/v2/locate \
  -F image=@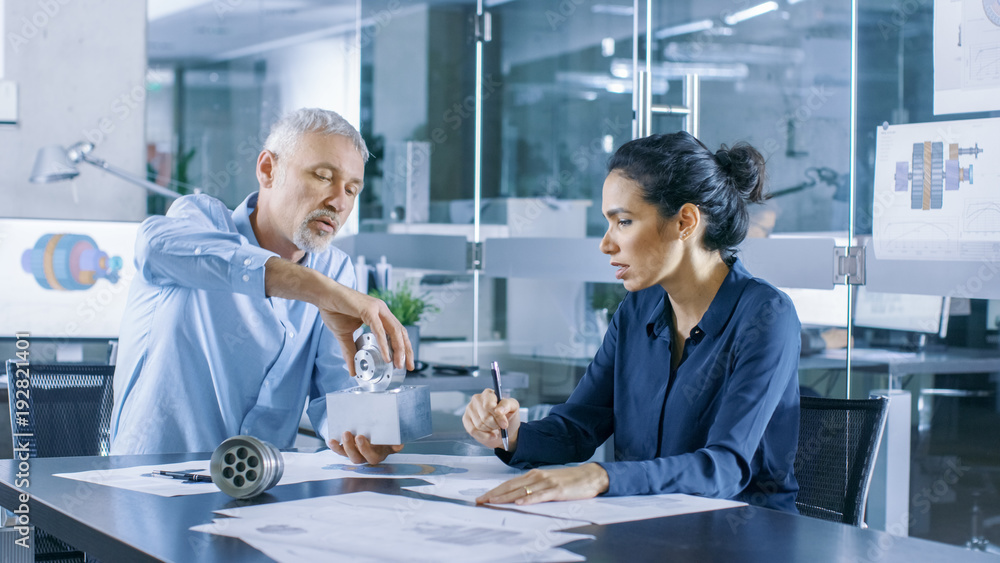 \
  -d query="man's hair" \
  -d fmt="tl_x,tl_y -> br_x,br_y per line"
263,108 -> 369,162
